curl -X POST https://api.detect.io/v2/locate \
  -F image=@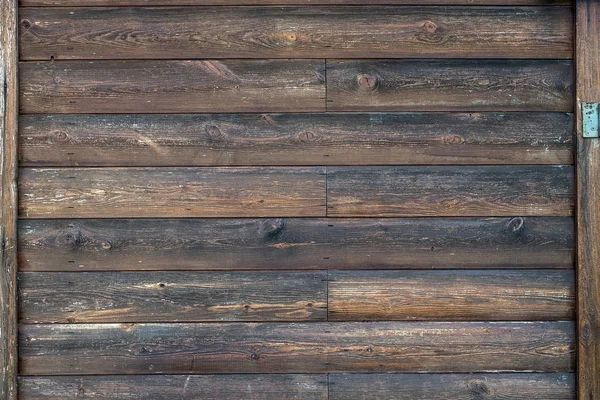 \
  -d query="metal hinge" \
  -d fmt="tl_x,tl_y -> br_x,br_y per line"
583,102 -> 600,138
